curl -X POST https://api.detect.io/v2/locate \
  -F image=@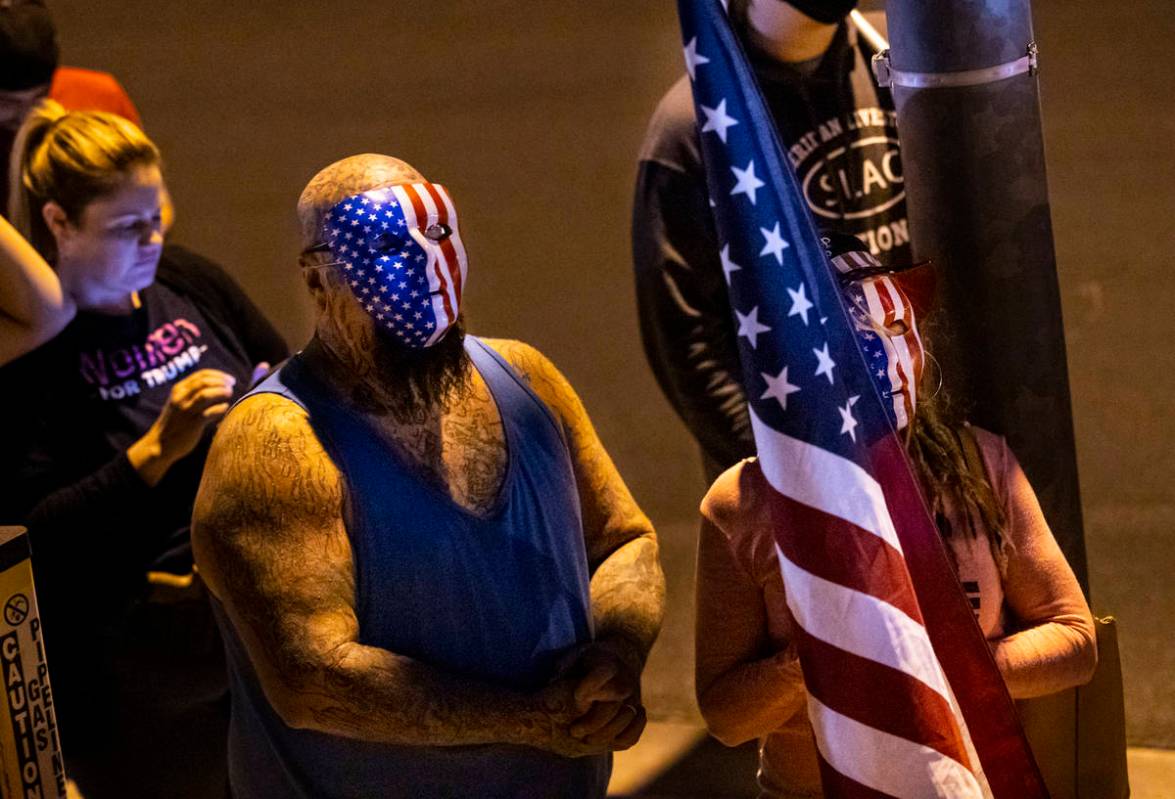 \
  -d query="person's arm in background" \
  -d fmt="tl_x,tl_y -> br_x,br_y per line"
632,159 -> 755,472
0,214 -> 74,365
695,500 -> 806,745
989,438 -> 1097,698
490,340 -> 666,751
192,393 -> 606,757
